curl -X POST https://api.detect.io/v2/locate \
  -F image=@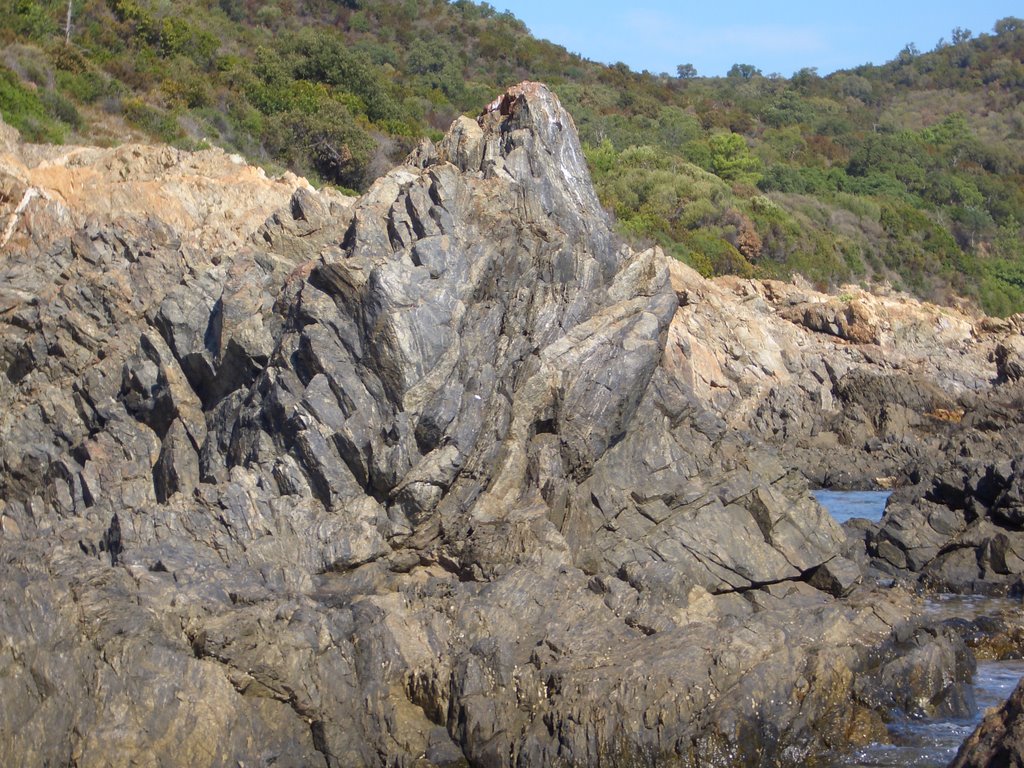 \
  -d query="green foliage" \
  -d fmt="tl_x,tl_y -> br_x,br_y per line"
158,17 -> 219,68
707,132 -> 763,184
761,92 -> 815,127
5,0 -> 59,39
55,68 -> 117,104
685,230 -> 754,276
289,28 -> 402,122
727,63 -> 762,80
980,258 -> 1024,316
263,98 -> 375,188
0,65 -> 67,142
39,88 -> 82,129
121,97 -> 182,143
